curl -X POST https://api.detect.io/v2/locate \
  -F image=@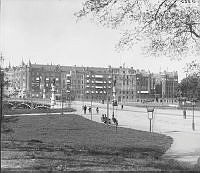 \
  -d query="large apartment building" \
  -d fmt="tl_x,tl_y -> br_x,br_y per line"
3,61 -> 178,102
